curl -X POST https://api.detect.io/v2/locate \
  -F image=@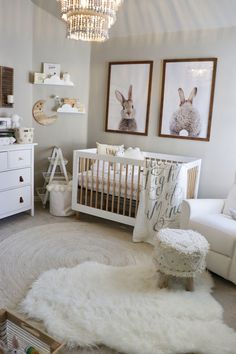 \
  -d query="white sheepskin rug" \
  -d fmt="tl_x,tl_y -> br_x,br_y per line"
21,262 -> 236,354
